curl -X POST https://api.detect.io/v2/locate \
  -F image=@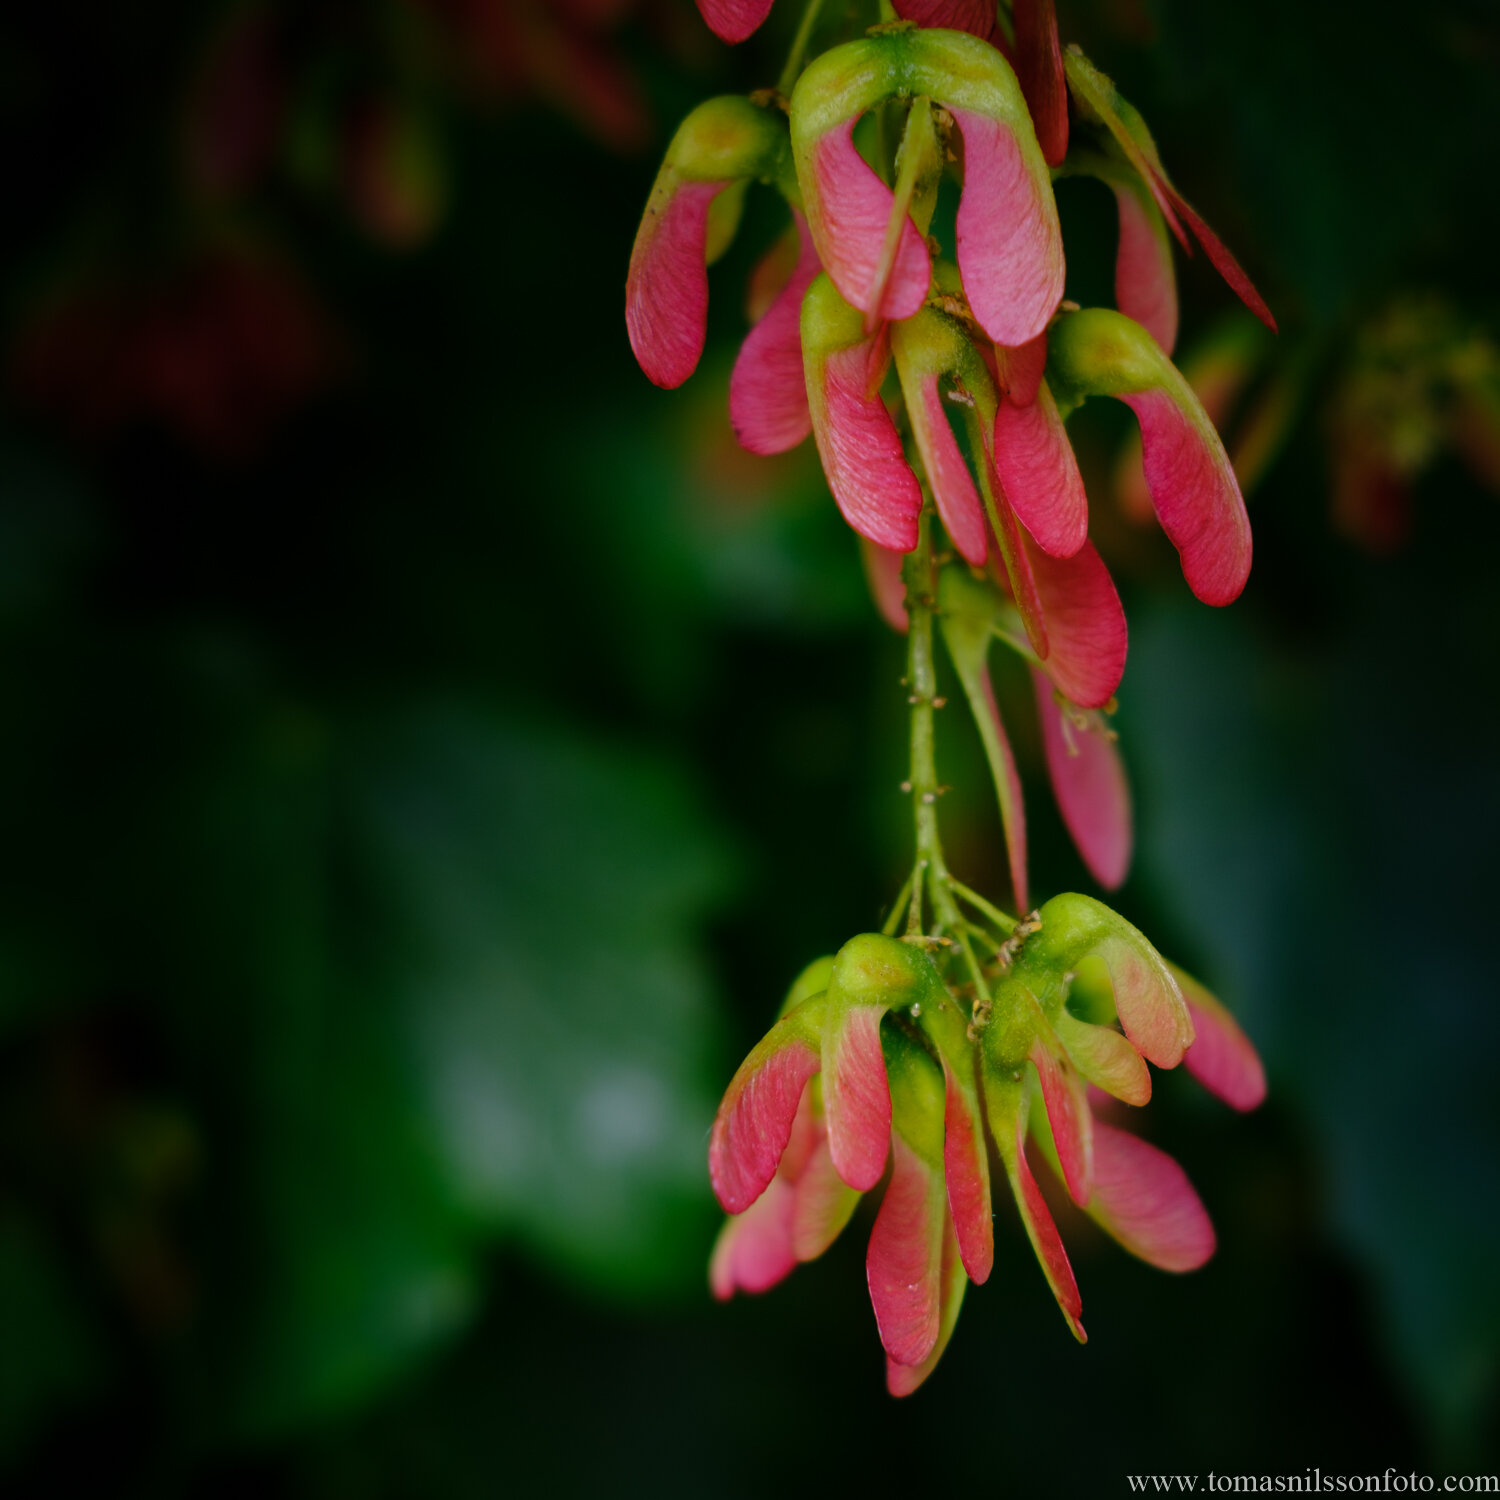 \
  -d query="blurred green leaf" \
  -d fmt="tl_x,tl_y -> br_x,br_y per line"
347,705 -> 735,1291
172,694 -> 736,1440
